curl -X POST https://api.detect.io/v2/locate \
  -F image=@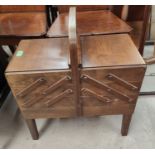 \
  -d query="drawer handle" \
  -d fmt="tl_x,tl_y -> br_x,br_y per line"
107,73 -> 138,91
45,89 -> 73,107
17,78 -> 46,98
81,74 -> 133,103
43,76 -> 71,95
81,88 -> 111,104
